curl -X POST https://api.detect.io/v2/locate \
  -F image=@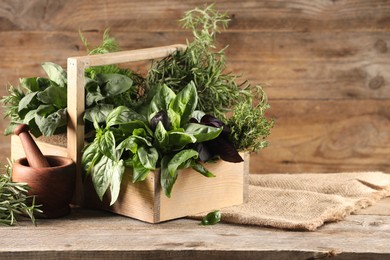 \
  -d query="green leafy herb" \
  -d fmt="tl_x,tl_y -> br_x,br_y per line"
200,210 -> 221,225
228,86 -> 274,152
82,82 -> 228,202
0,163 -> 42,226
146,4 -> 247,120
